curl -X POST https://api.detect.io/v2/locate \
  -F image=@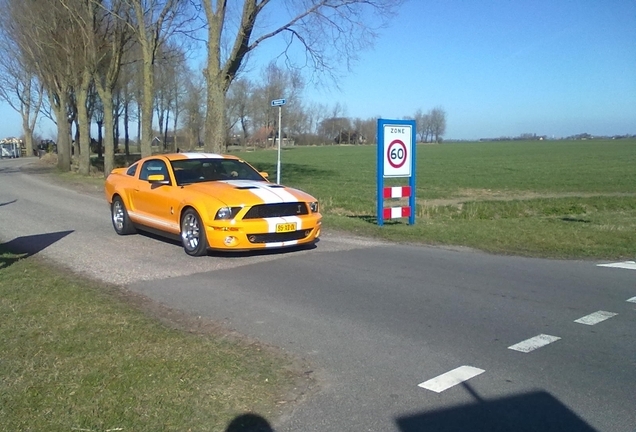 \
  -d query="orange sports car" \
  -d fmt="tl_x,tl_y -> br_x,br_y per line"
104,152 -> 322,256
